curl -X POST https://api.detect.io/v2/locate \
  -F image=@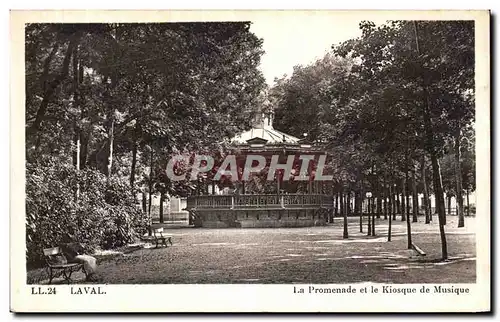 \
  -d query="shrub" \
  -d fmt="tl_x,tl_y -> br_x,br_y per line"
26,157 -> 147,267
